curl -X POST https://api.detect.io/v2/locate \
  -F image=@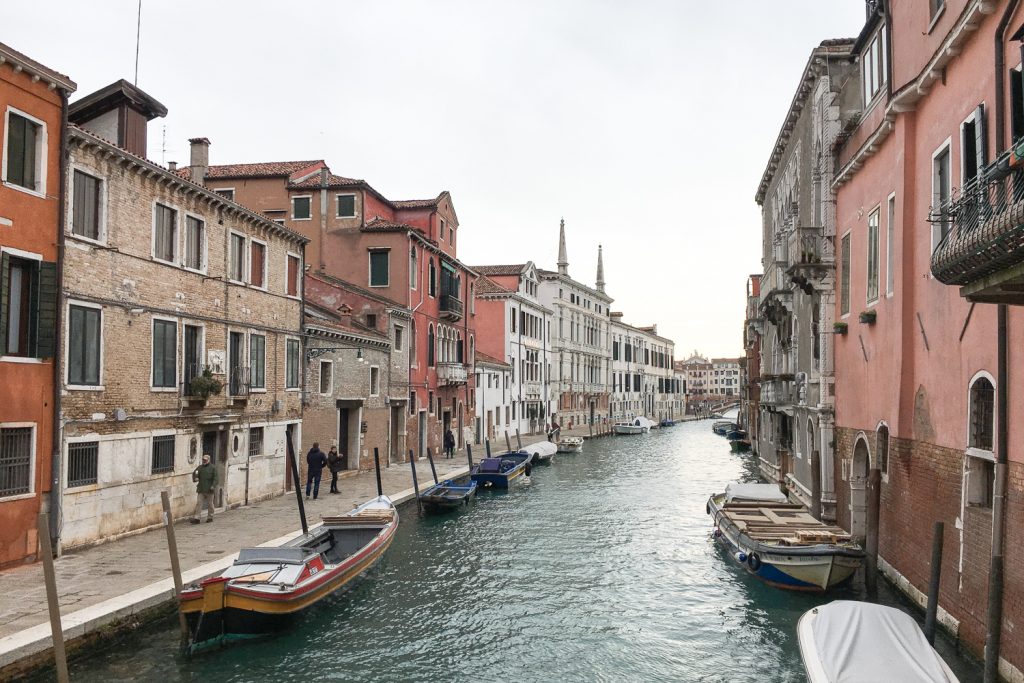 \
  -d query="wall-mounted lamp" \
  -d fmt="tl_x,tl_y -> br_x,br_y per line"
357,349 -> 365,363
